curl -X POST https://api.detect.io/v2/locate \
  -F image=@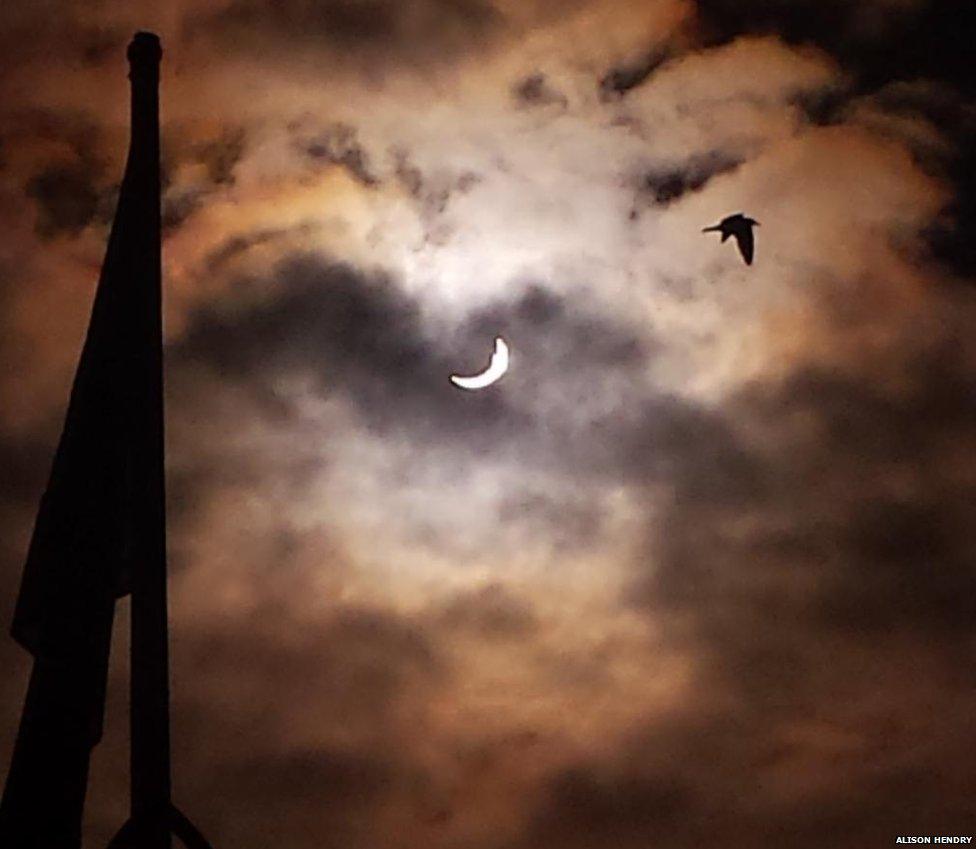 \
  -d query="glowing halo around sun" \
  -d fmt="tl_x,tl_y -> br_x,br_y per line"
449,337 -> 509,390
